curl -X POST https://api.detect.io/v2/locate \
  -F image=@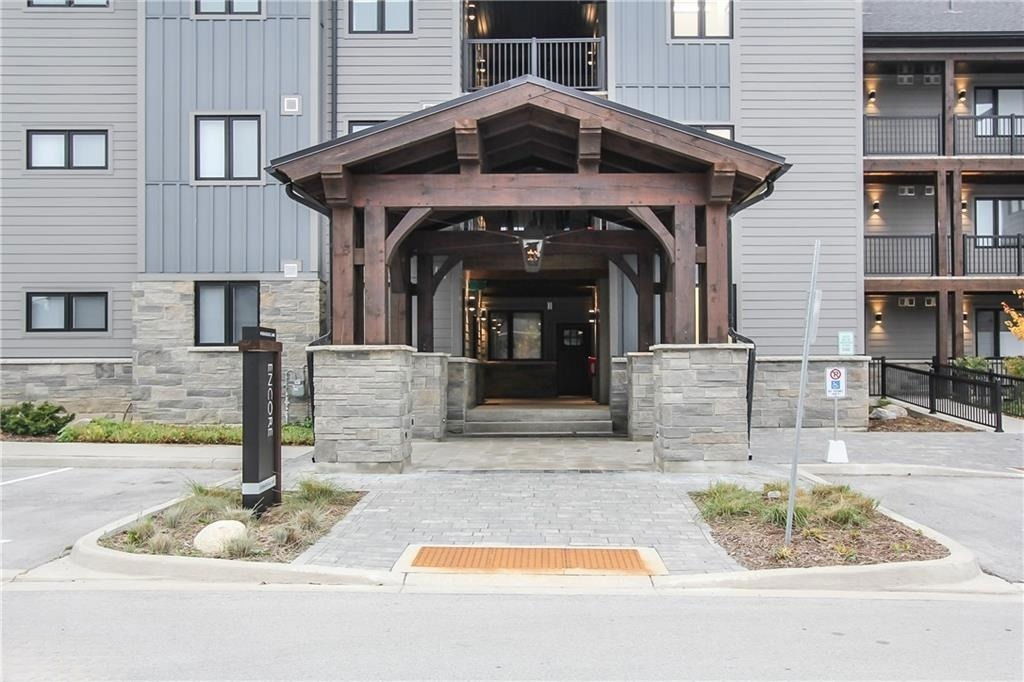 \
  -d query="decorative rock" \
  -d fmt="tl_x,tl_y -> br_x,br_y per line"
869,405 -> 908,420
193,520 -> 247,555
